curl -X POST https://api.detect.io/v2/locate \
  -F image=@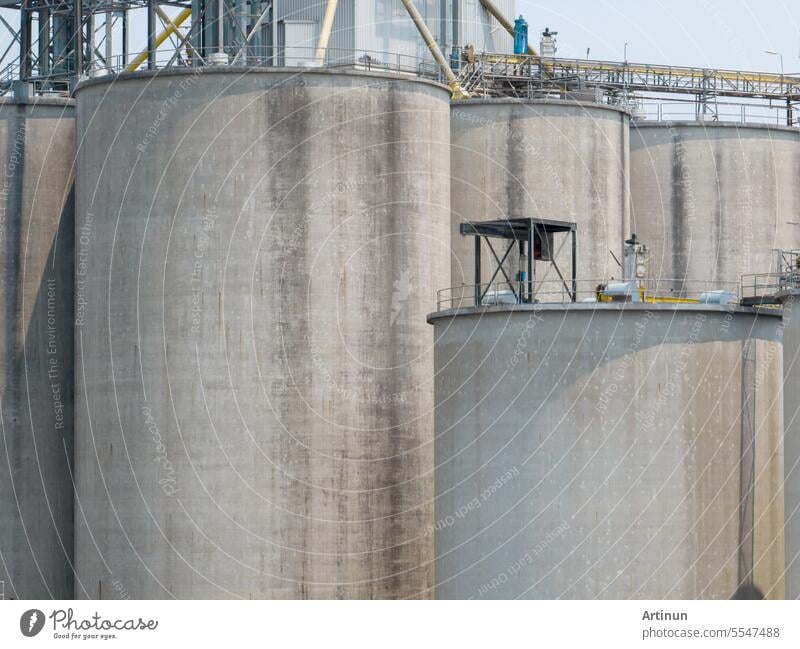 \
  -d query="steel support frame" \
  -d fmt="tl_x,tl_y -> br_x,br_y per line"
0,0 -> 199,94
459,52 -> 800,122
